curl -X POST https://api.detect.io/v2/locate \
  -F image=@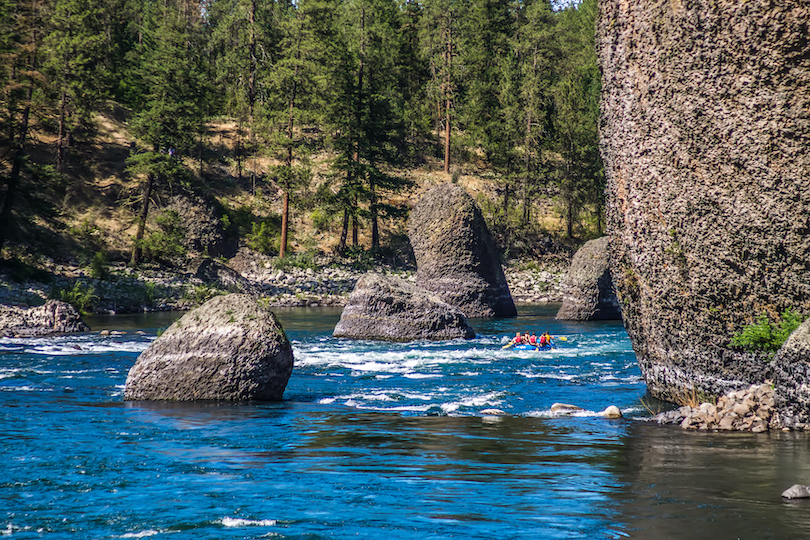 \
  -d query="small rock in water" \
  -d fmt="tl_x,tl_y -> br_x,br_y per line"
782,484 -> 810,499
481,408 -> 506,416
550,403 -> 584,414
99,330 -> 110,336
600,405 -> 623,419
